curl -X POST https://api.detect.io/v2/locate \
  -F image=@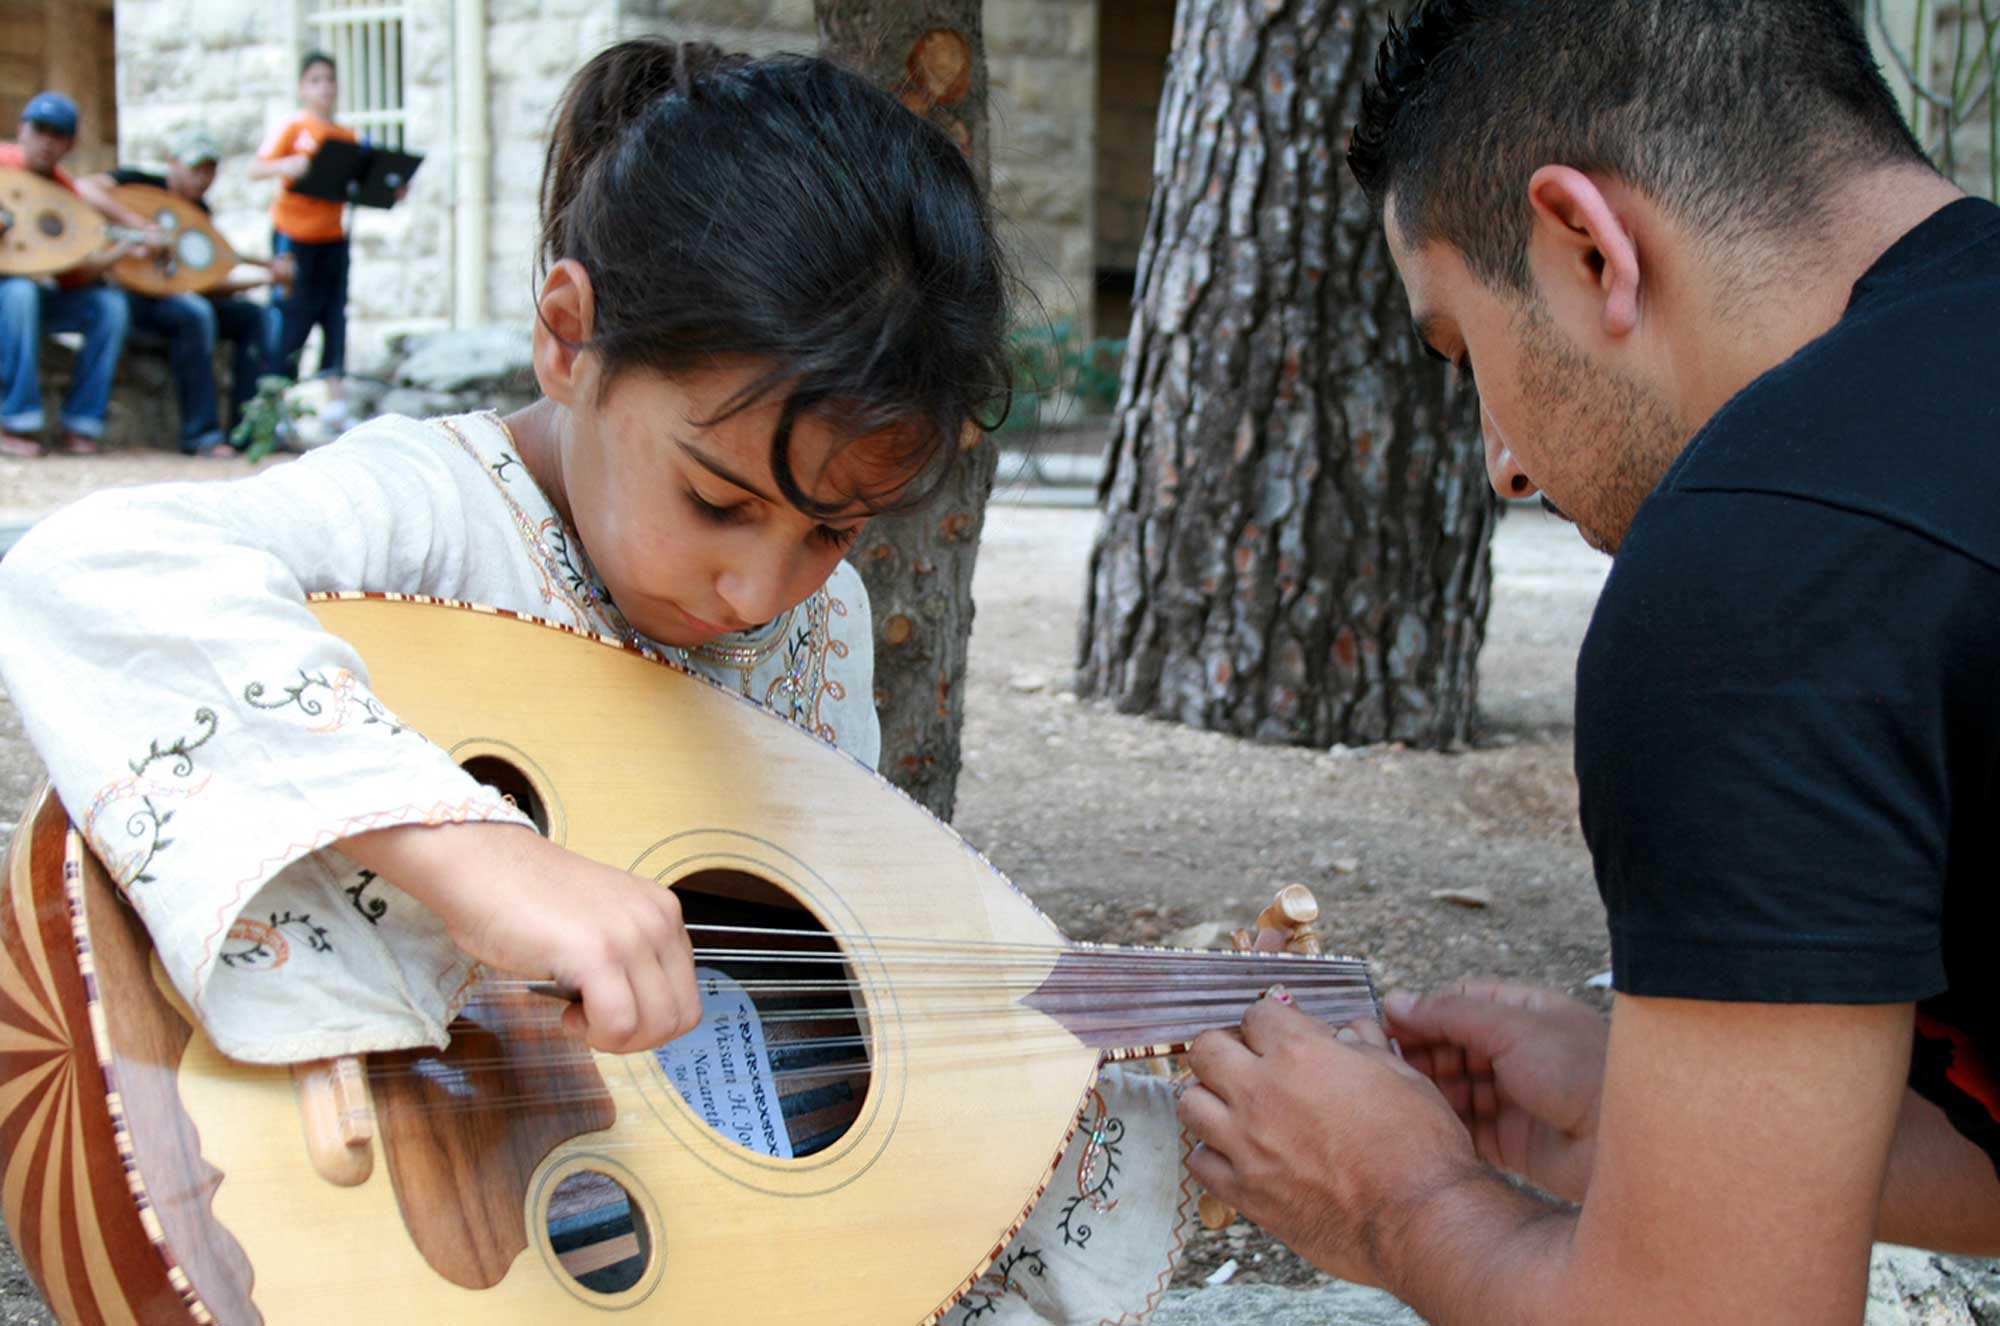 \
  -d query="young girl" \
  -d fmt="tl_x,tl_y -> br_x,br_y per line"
250,50 -> 356,388
0,41 -> 1191,1326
